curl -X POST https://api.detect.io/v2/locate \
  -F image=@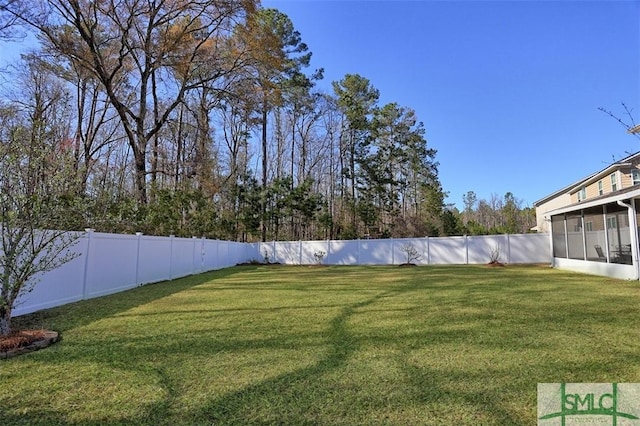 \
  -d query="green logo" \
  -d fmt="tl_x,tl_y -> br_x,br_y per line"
538,383 -> 640,425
